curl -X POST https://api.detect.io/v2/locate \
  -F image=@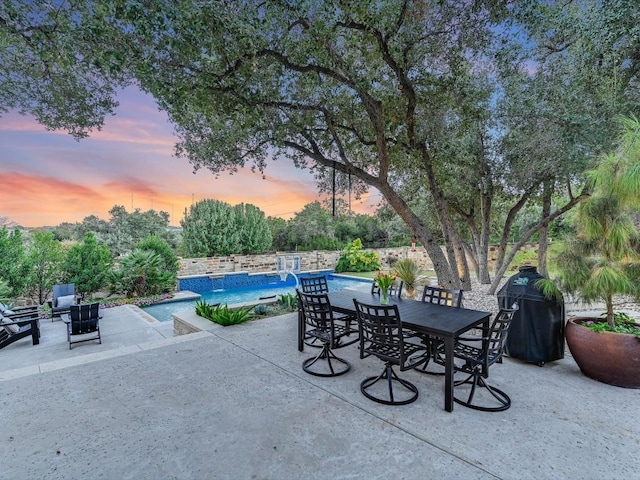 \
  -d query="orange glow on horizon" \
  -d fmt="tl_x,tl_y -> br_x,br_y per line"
0,170 -> 376,227
0,88 -> 379,228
